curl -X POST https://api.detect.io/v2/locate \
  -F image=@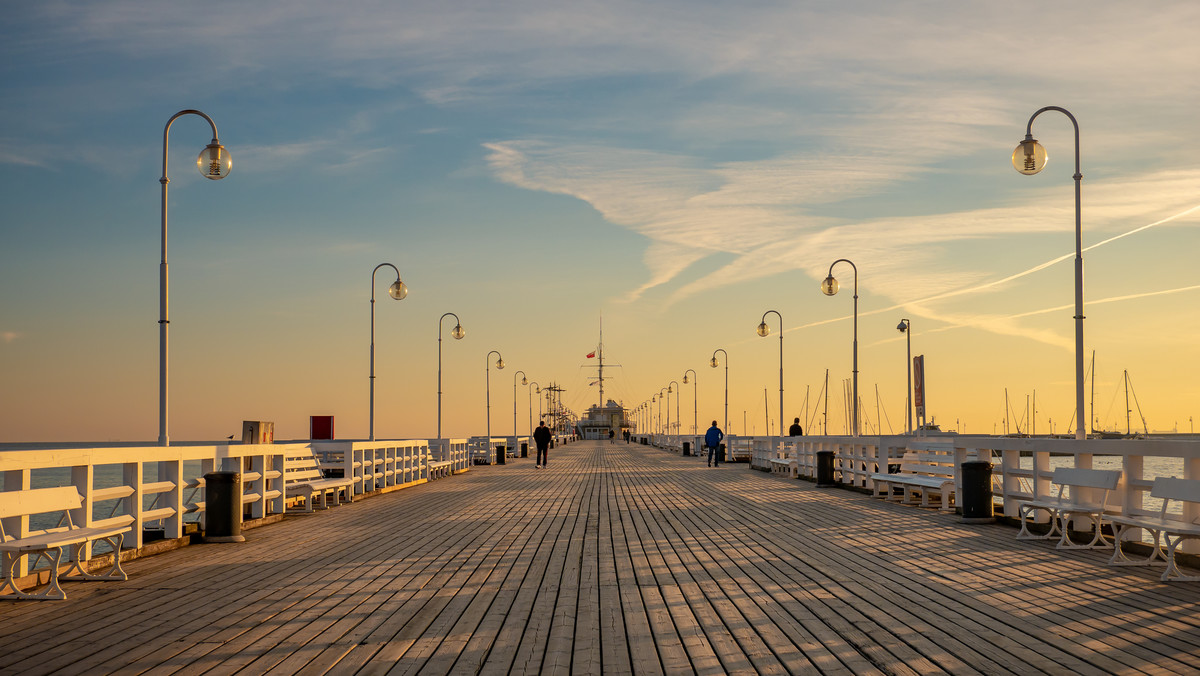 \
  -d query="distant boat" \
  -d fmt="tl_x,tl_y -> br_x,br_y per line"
1089,358 -> 1147,439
